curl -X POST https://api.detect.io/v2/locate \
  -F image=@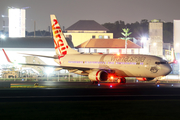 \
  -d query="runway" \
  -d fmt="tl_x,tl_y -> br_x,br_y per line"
1,82 -> 180,102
